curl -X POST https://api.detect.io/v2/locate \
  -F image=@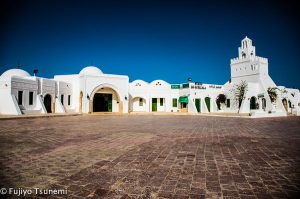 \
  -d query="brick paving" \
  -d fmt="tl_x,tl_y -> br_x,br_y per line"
0,115 -> 300,198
